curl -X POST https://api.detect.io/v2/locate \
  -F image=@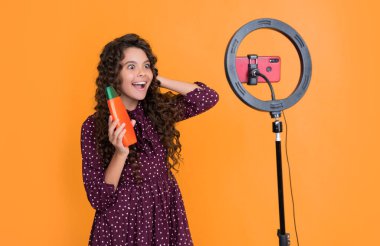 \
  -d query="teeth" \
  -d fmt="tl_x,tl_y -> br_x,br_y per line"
132,82 -> 146,85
